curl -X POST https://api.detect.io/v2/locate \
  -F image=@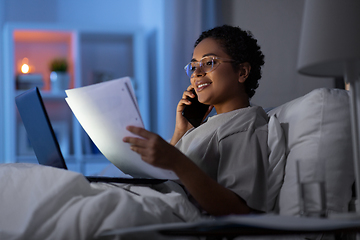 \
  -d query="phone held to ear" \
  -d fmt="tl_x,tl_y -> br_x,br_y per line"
182,89 -> 209,128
